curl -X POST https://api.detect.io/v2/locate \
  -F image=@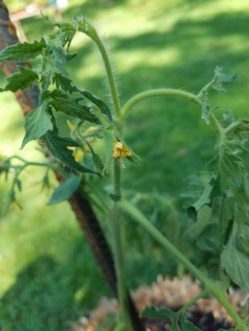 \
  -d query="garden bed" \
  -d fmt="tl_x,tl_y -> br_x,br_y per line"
73,277 -> 248,331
